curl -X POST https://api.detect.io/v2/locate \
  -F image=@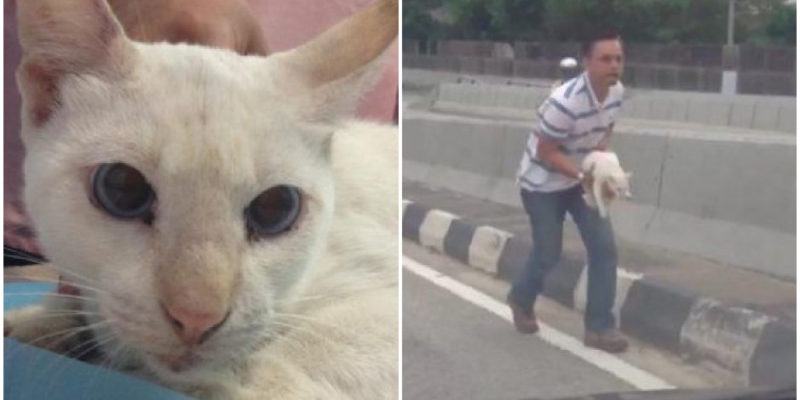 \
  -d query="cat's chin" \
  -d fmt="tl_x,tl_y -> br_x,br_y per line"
139,355 -> 227,398
154,352 -> 199,373
144,347 -> 234,378
140,350 -> 208,378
